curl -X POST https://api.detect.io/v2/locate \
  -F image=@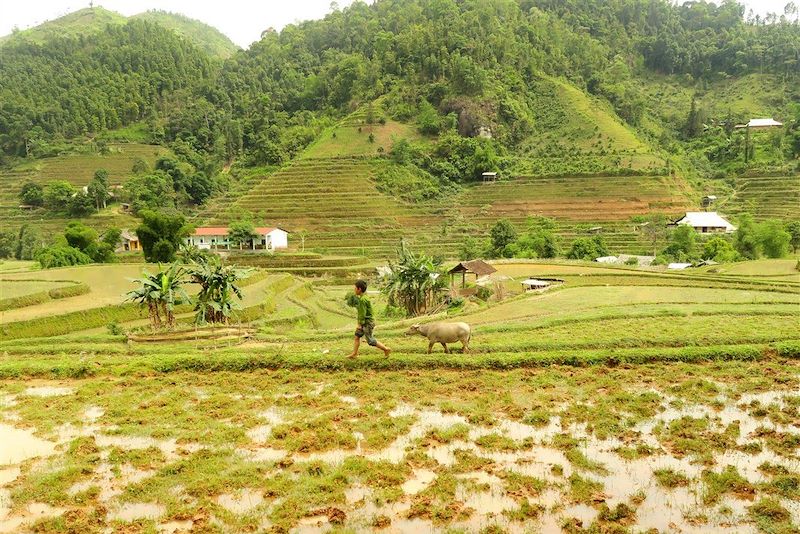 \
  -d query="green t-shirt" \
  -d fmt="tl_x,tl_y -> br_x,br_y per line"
357,295 -> 374,325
